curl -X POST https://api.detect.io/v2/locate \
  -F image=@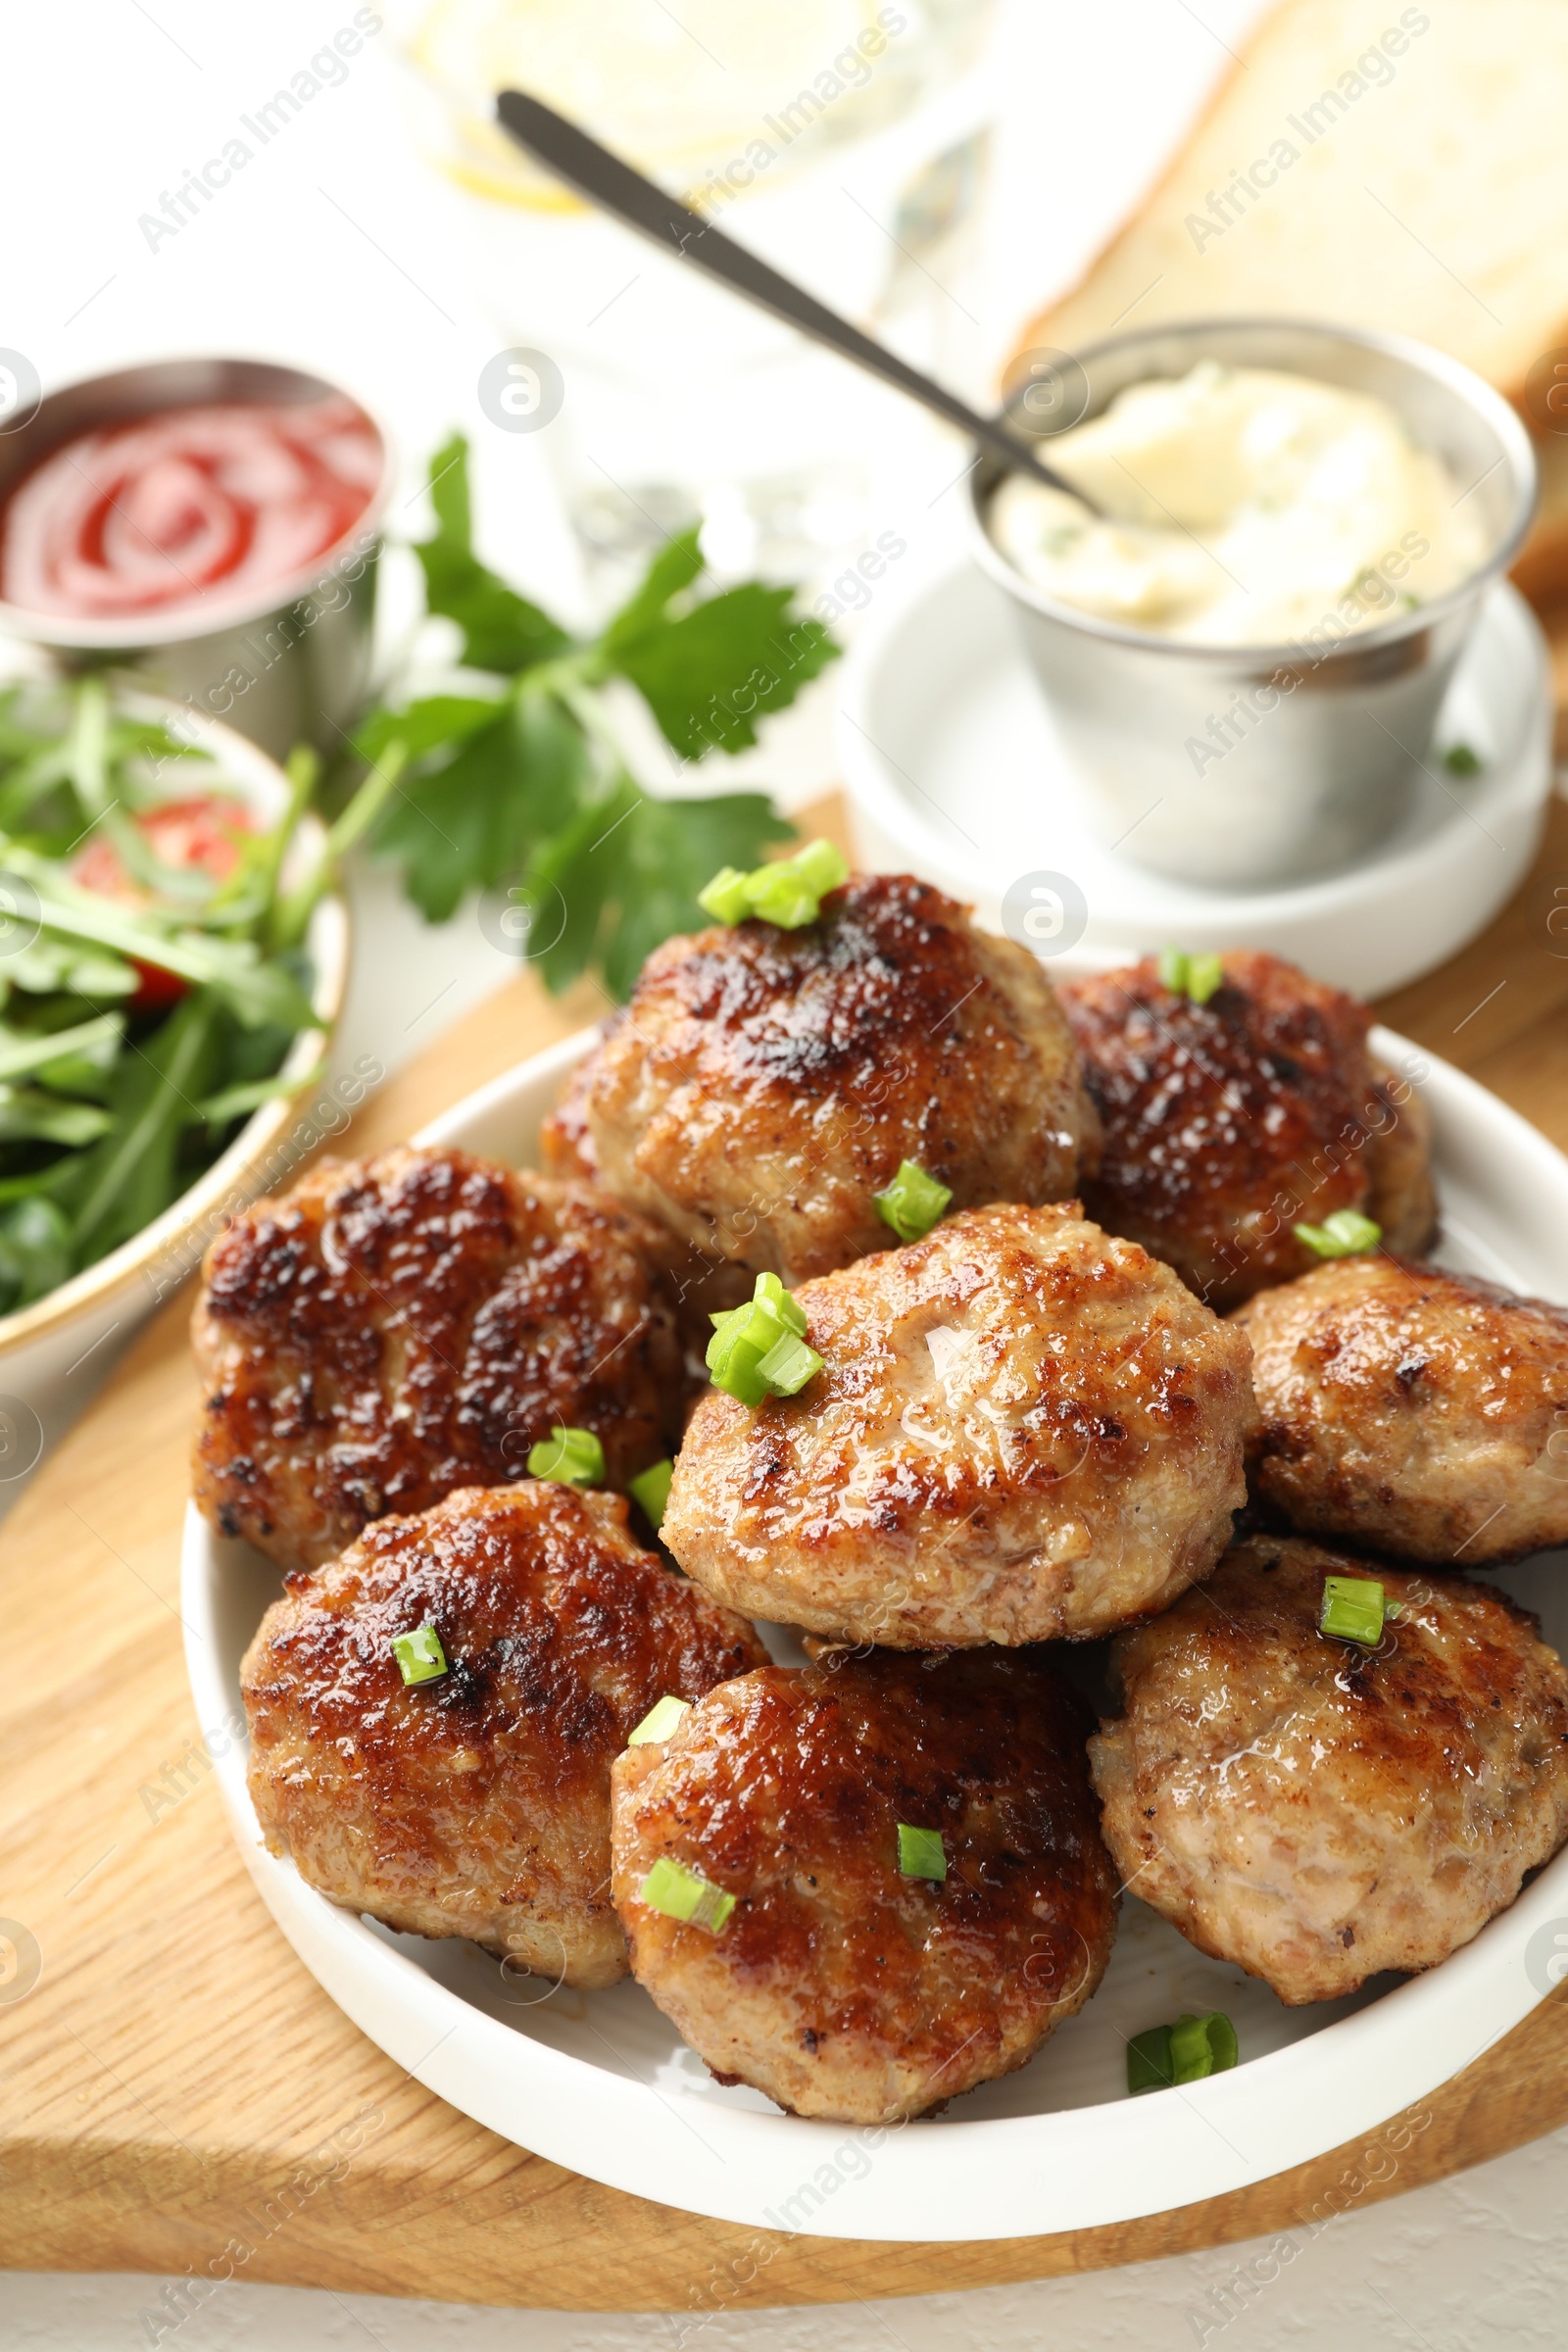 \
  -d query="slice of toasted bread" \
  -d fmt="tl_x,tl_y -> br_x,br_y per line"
1006,0 -> 1568,598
